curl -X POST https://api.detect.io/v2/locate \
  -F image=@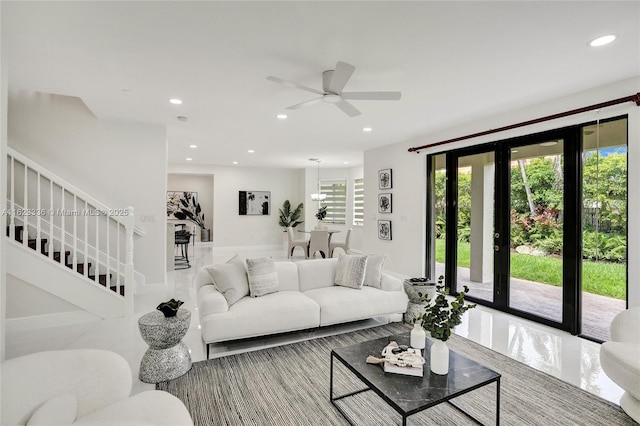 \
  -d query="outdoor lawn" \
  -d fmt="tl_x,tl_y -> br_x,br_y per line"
436,240 -> 626,300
